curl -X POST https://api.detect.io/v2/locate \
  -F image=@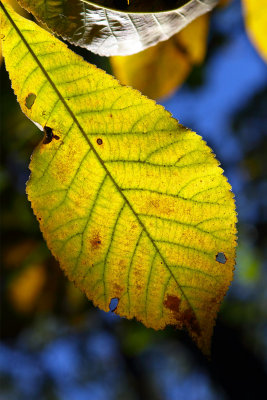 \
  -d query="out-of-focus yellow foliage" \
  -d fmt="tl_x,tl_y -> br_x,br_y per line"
242,0 -> 267,63
110,14 -> 209,99
0,1 -> 237,355
4,240 -> 47,313
65,281 -> 87,312
177,14 -> 209,65
218,0 -> 231,7
8,264 -> 46,313
4,240 -> 37,268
